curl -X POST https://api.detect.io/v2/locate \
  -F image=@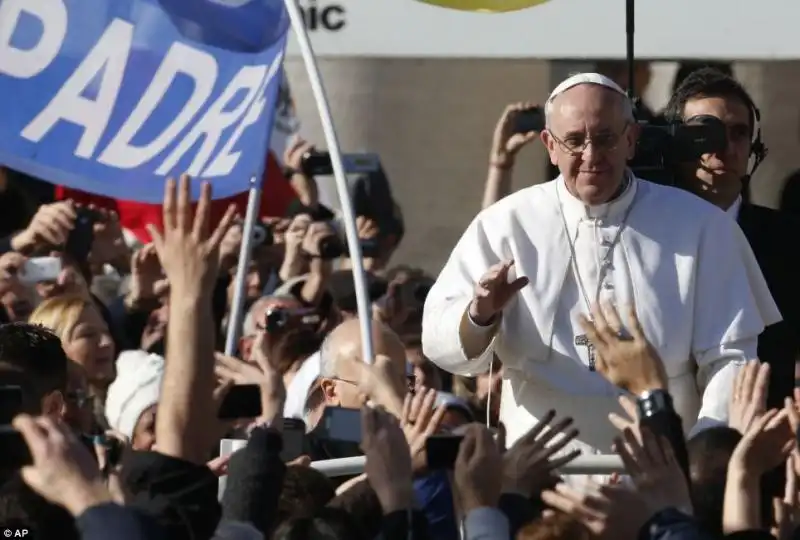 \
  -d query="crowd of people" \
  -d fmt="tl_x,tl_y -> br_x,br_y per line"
0,60 -> 799,540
